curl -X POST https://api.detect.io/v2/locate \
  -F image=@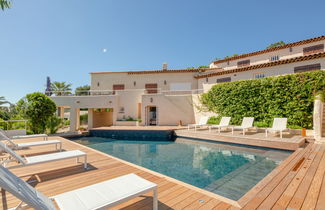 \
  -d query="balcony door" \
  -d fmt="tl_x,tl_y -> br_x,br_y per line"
145,83 -> 158,94
113,84 -> 125,94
